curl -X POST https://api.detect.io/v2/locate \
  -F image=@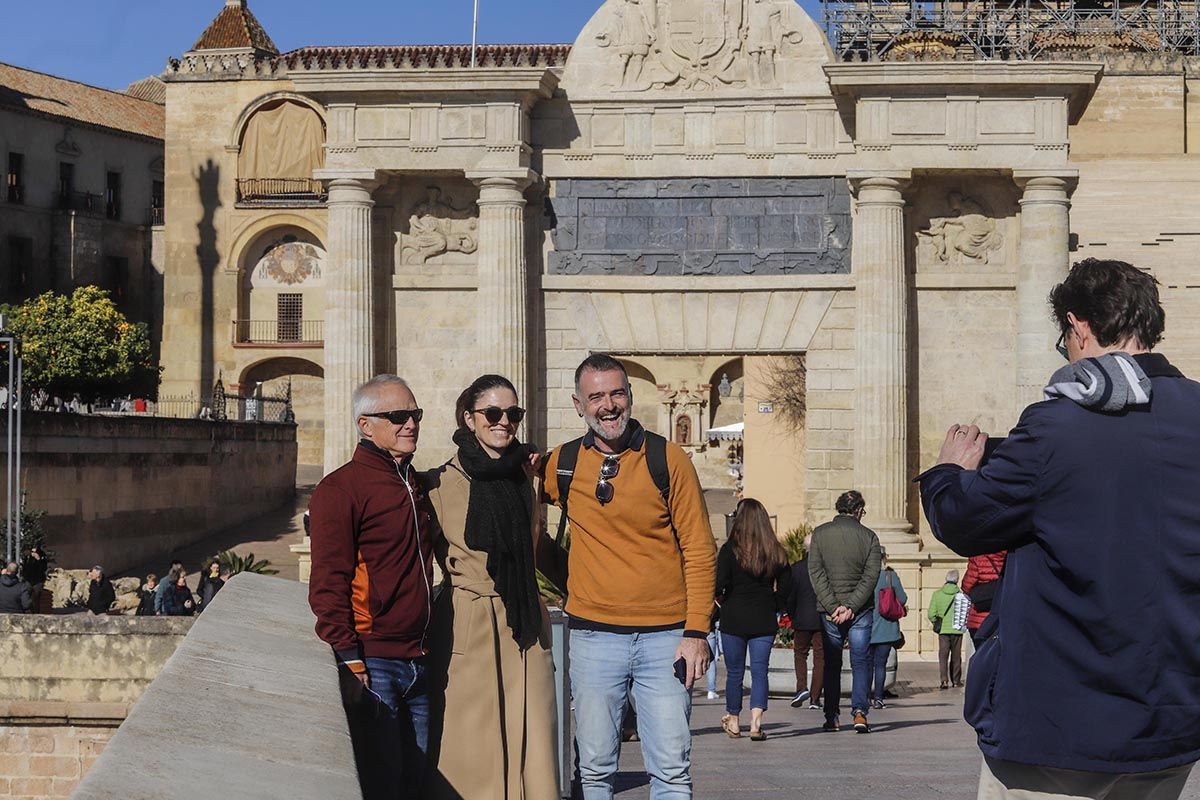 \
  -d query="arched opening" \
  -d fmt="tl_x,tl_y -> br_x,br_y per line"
616,357 -> 660,436
708,357 -> 746,429
237,99 -> 326,202
241,357 -> 325,479
237,225 -> 326,345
